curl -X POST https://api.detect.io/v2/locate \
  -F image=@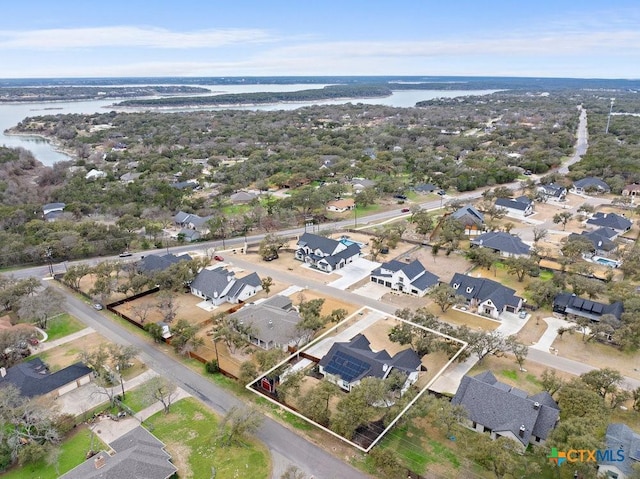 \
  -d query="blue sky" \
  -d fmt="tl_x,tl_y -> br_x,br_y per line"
1,1 -> 639,79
